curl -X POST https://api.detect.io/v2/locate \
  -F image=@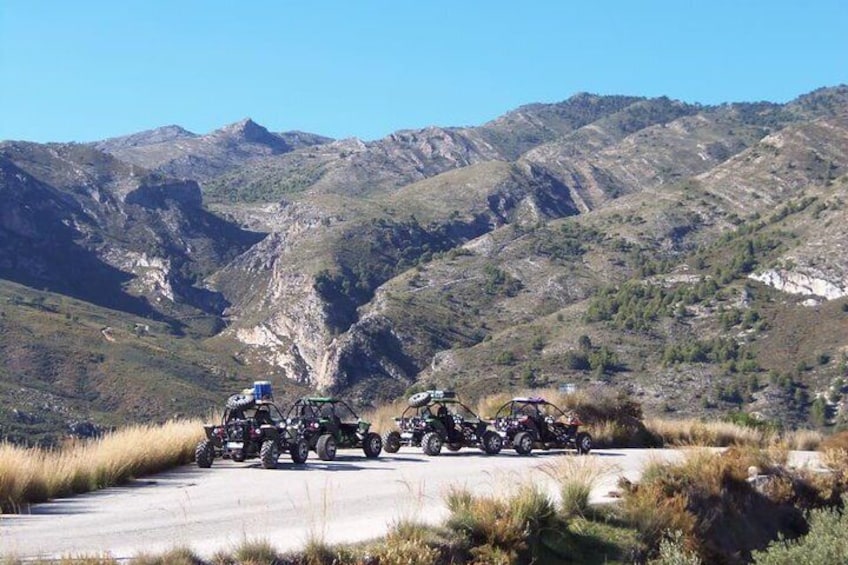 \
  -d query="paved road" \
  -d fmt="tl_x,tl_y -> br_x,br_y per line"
0,448 -> 819,560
